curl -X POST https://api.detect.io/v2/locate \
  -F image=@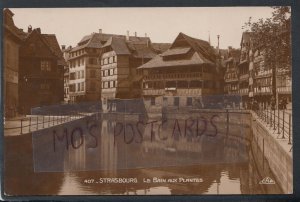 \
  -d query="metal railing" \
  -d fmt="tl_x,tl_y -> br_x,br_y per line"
253,109 -> 292,151
4,111 -> 87,135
